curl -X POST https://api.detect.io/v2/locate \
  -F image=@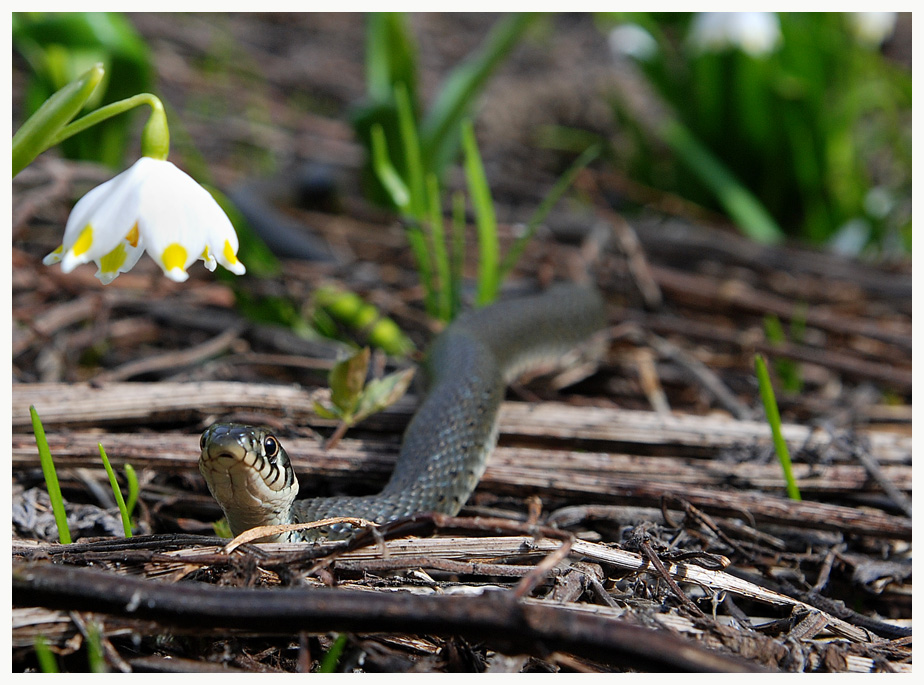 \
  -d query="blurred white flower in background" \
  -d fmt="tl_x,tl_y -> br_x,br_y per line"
608,23 -> 659,61
44,156 -> 246,284
688,12 -> 782,57
848,12 -> 897,47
